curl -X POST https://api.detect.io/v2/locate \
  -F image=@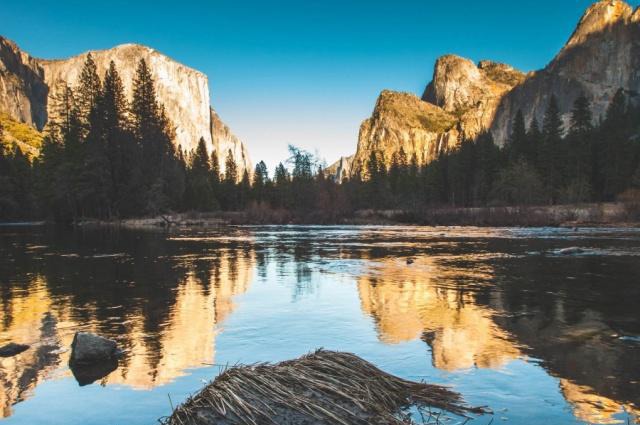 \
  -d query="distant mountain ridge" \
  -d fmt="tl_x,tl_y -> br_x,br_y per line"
0,37 -> 251,174
332,0 -> 640,179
